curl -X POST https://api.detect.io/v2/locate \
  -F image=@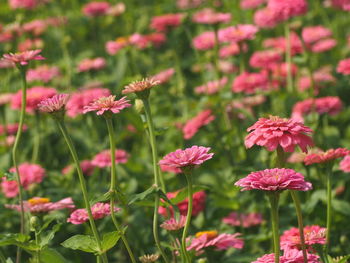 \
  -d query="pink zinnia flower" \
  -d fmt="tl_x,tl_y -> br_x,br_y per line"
232,71 -> 269,94
123,78 -> 160,95
2,49 -> 45,66
11,86 -> 57,114
78,57 -> 106,72
241,0 -> 266,9
92,149 -> 129,168
0,123 -> 27,135
297,68 -> 335,93
62,160 -> 96,176
253,249 -> 320,263
267,0 -> 308,21
192,31 -> 216,51
304,148 -> 350,165
219,24 -> 258,43
245,115 -> 314,152
337,58 -> 350,75
18,39 -> 44,53
26,65 -> 60,83
223,212 -> 263,228
311,38 -> 337,53
83,95 -> 131,115
263,33 -> 303,55
281,225 -> 326,250
302,26 -> 332,44
160,216 -> 186,231
150,13 -> 184,32
340,155 -> 350,173
235,168 -> 312,191
82,1 -> 110,17
105,37 -> 129,55
182,110 -> 215,139
249,50 -> 282,69
159,146 -> 213,169
151,68 -> 175,84
195,77 -> 228,95
192,8 -> 231,24
254,8 -> 280,28
187,231 -> 243,251
5,197 -> 75,213
9,0 -> 46,10
219,43 -> 241,58
37,93 -> 69,113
